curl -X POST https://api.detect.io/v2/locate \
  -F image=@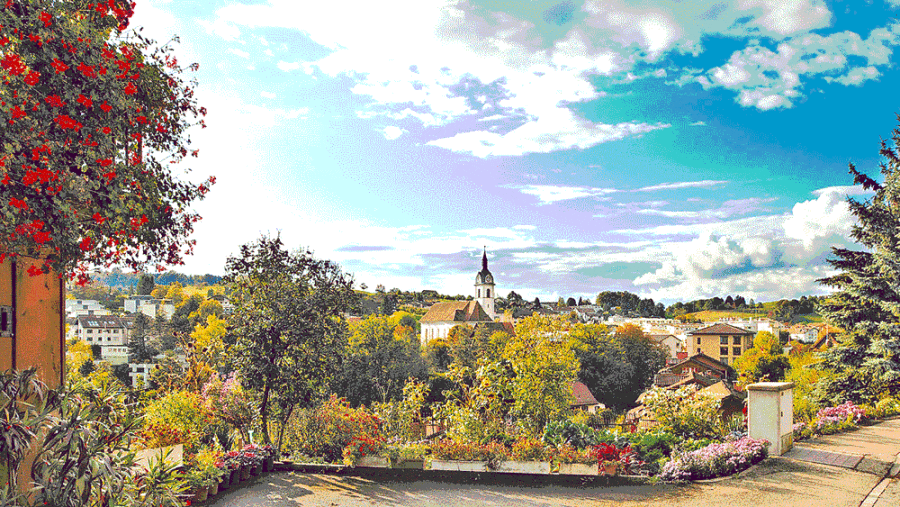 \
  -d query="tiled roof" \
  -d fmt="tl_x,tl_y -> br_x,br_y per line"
420,301 -> 492,323
75,315 -> 124,329
571,381 -> 599,406
473,321 -> 516,336
688,323 -> 754,335
669,352 -> 729,375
